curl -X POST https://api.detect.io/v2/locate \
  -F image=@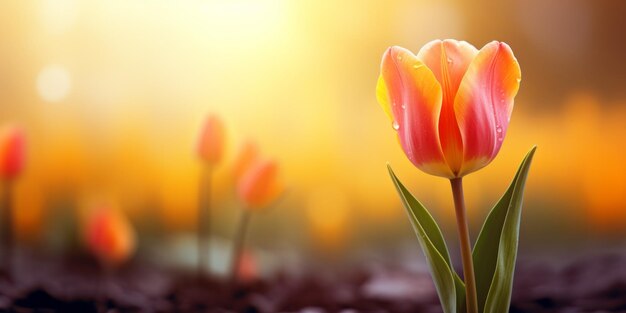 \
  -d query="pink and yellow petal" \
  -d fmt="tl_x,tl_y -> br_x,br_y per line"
454,41 -> 521,176
416,40 -> 478,176
380,46 -> 452,177
417,39 -> 478,100
376,75 -> 393,121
